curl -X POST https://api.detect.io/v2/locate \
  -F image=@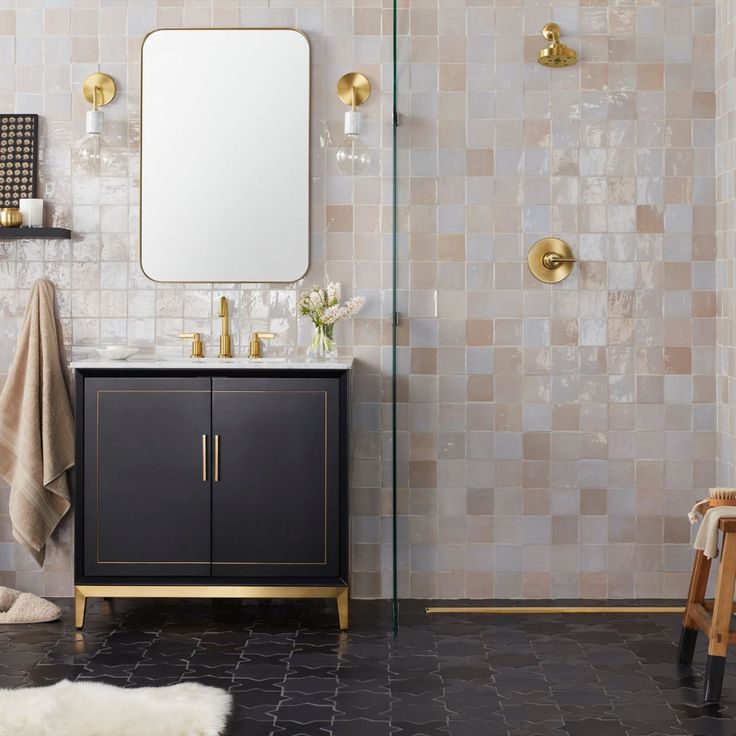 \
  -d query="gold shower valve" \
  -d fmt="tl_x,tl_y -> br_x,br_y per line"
527,237 -> 576,284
